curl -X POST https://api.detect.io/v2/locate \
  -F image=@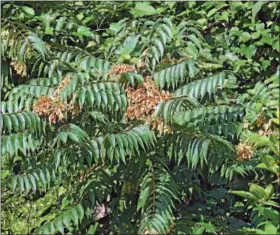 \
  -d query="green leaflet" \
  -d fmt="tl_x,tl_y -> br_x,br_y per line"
2,111 -> 43,134
229,191 -> 259,202
174,72 -> 226,100
120,73 -> 144,88
138,164 -> 179,234
252,2 -> 265,24
37,204 -> 85,234
78,82 -> 126,111
130,2 -> 158,18
28,33 -> 49,59
104,125 -> 154,162
2,133 -> 40,155
154,60 -> 195,89
154,97 -> 200,123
